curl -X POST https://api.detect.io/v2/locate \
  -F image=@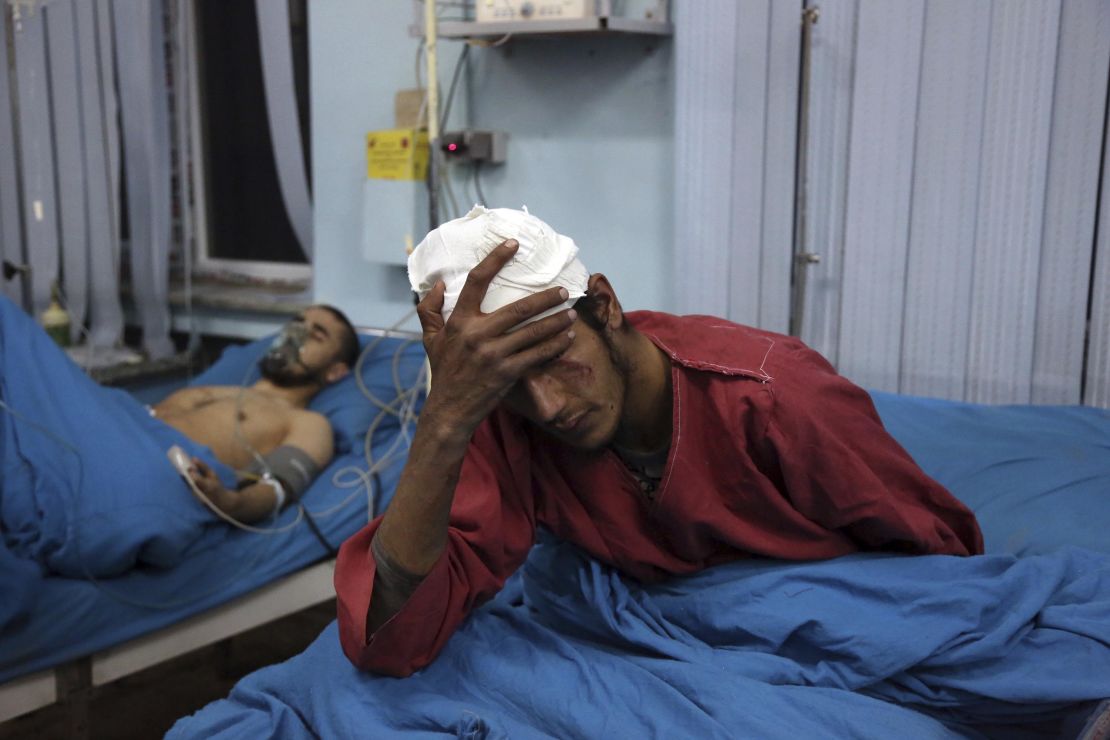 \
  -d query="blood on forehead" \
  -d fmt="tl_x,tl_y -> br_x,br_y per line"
547,354 -> 594,383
